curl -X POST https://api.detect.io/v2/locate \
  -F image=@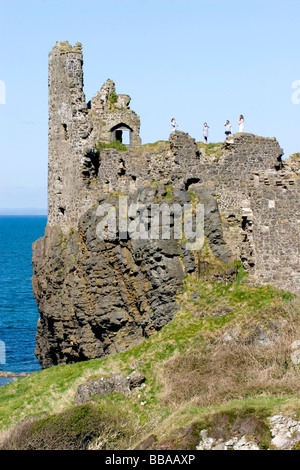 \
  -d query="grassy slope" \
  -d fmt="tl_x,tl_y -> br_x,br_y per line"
0,272 -> 299,449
